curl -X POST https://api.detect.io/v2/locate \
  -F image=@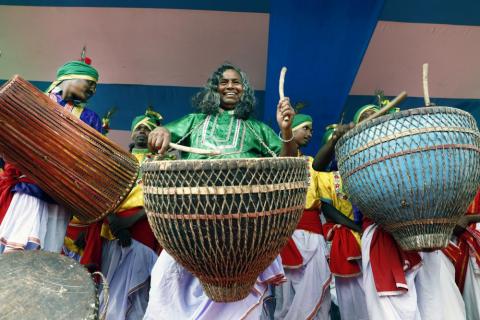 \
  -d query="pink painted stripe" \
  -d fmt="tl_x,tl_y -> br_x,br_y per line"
351,21 -> 480,99
0,6 -> 269,89
107,129 -> 131,151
